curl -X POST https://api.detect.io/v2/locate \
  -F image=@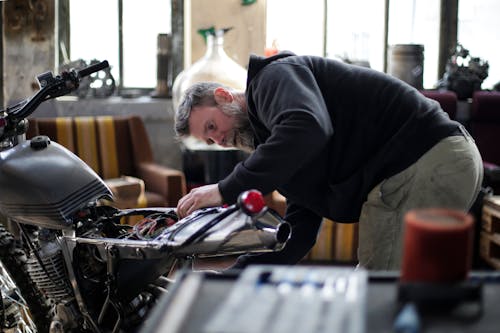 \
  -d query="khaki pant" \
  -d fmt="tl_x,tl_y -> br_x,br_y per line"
358,129 -> 483,270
